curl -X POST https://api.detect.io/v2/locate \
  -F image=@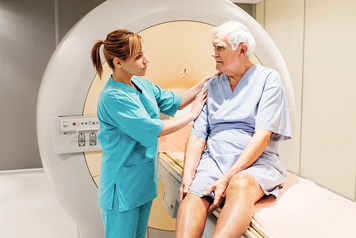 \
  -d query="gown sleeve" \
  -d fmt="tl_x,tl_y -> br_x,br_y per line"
190,102 -> 210,140
190,83 -> 210,140
255,71 -> 292,141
